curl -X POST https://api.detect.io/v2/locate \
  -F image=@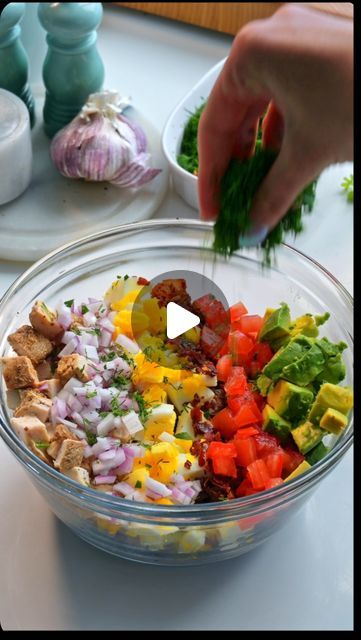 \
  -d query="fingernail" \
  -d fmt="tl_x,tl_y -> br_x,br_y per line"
238,224 -> 268,248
